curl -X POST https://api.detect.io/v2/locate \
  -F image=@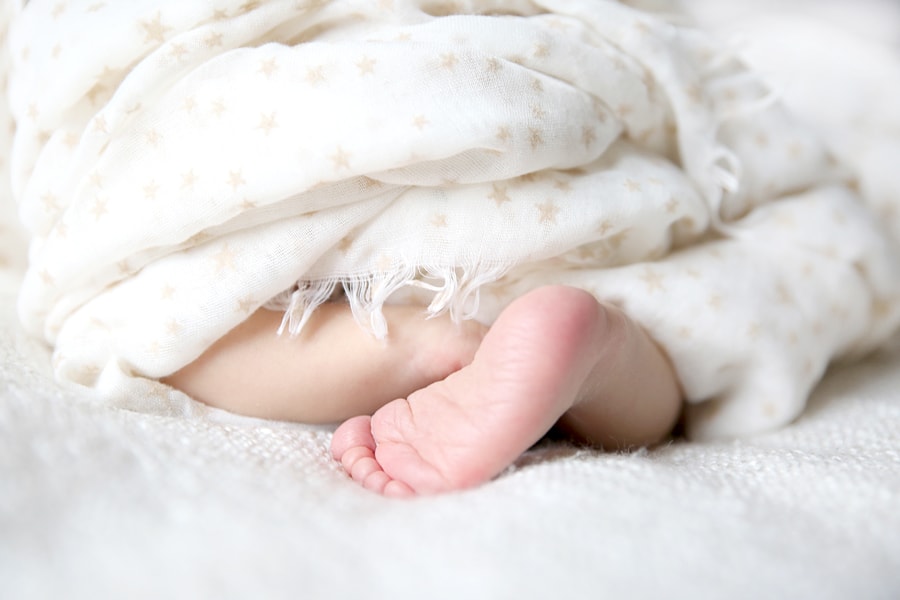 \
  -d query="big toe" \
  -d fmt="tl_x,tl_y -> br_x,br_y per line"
331,415 -> 376,460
